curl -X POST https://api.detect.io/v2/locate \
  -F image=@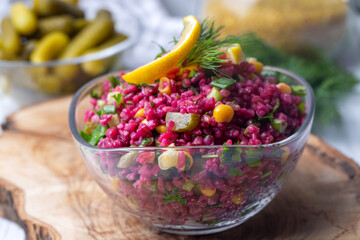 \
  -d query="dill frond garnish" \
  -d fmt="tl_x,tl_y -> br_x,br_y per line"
179,19 -> 255,74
